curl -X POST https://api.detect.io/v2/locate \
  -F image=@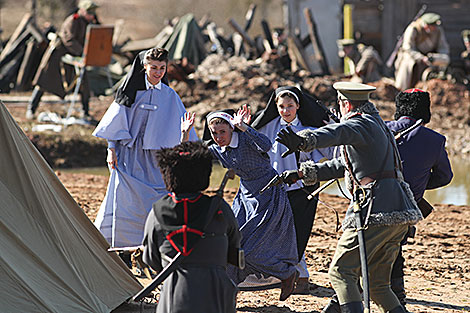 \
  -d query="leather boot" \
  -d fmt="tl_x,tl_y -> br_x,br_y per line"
279,270 -> 298,301
340,301 -> 363,313
27,86 -> 44,118
321,294 -> 341,313
388,305 -> 406,313
391,277 -> 407,307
